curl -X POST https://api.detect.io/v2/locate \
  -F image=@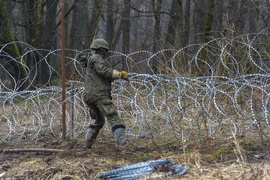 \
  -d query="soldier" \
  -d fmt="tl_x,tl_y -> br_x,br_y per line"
83,38 -> 130,149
